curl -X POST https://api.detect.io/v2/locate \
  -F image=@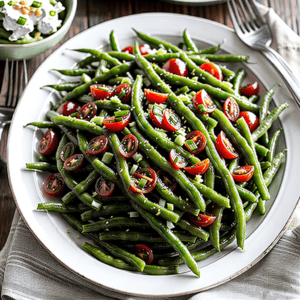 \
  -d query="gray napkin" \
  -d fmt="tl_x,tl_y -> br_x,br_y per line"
1,4 -> 300,300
